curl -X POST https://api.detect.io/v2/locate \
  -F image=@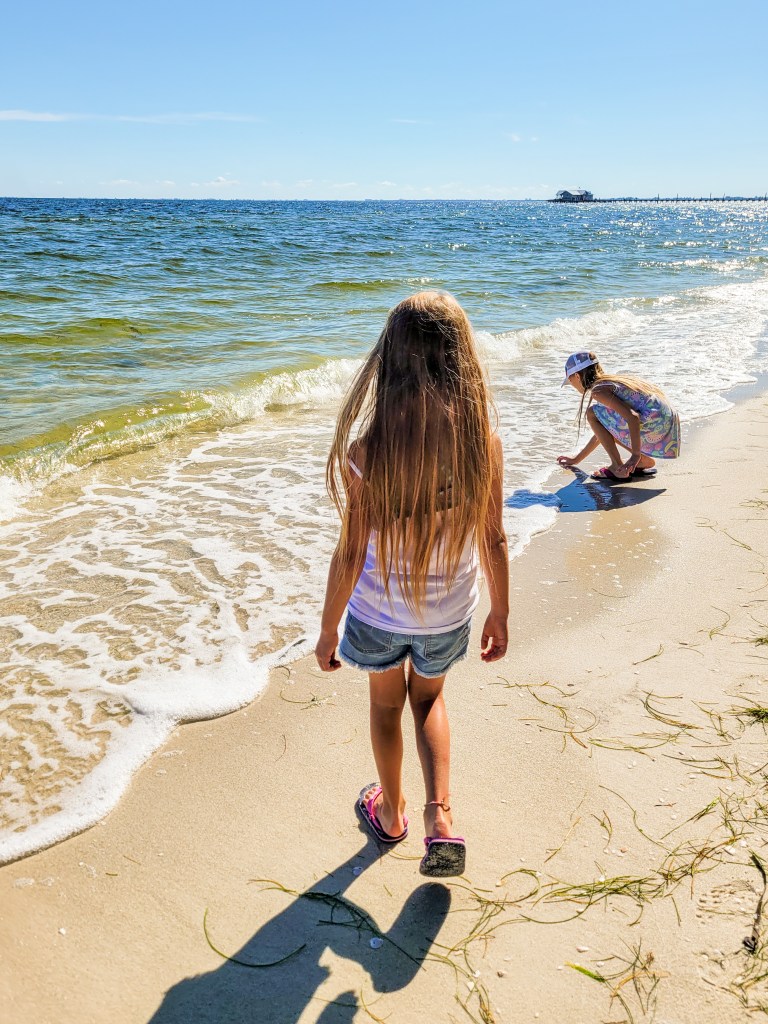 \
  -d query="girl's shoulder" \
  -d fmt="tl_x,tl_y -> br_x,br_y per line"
347,439 -> 366,479
593,380 -> 636,399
